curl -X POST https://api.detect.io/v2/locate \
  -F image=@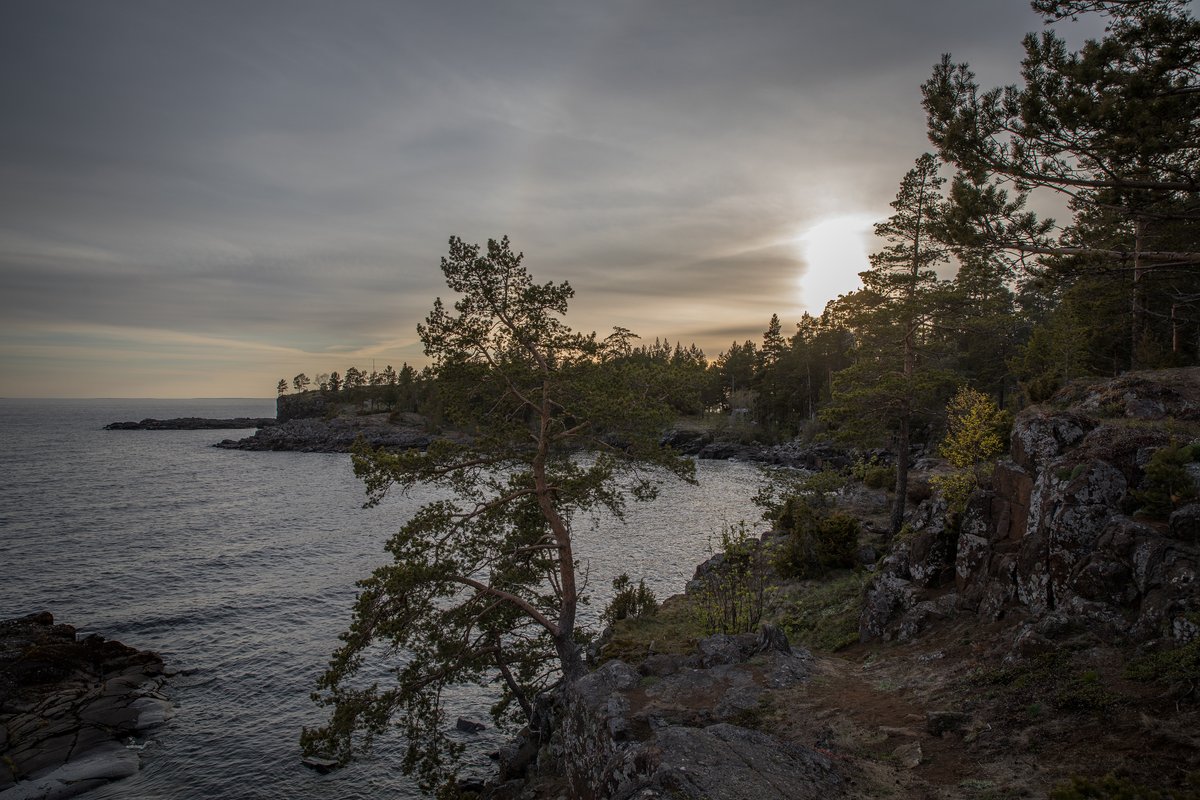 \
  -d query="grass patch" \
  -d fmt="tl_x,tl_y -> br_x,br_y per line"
1050,773 -> 1200,799
778,570 -> 866,653
971,651 -> 1122,713
1125,637 -> 1200,700
600,594 -> 707,663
